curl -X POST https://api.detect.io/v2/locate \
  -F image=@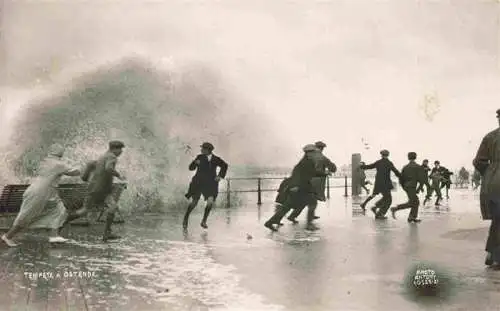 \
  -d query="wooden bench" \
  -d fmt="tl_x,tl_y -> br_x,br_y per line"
0,183 -> 127,226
